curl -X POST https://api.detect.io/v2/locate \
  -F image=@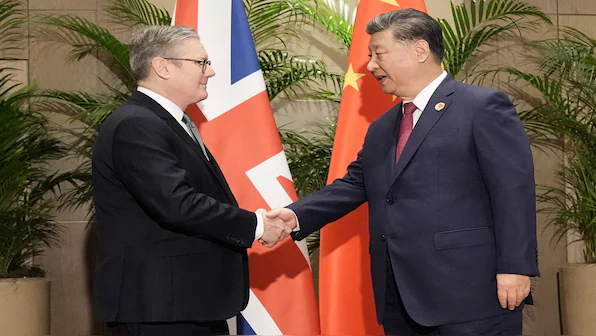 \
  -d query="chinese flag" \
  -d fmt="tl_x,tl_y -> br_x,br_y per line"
319,0 -> 428,335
